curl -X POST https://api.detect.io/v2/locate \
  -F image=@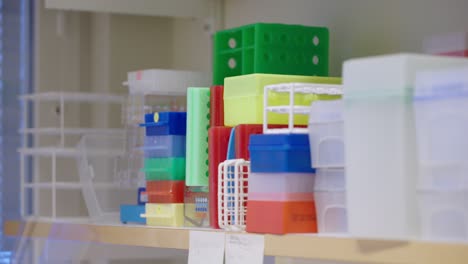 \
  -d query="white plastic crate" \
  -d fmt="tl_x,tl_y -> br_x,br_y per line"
248,172 -> 315,201
308,100 -> 344,168
218,159 -> 250,231
414,67 -> 468,189
418,189 -> 468,242
314,168 -> 347,234
77,134 -> 136,223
